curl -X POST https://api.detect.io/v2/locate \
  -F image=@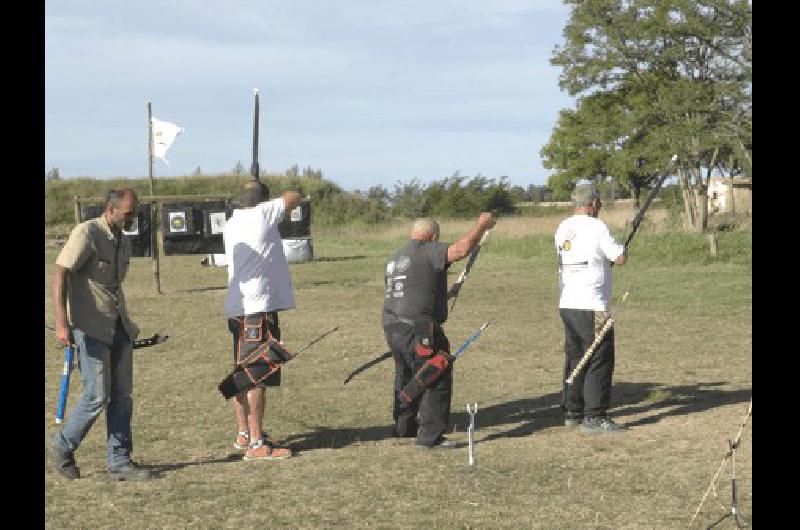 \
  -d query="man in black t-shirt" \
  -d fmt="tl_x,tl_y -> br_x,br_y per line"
383,213 -> 494,448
